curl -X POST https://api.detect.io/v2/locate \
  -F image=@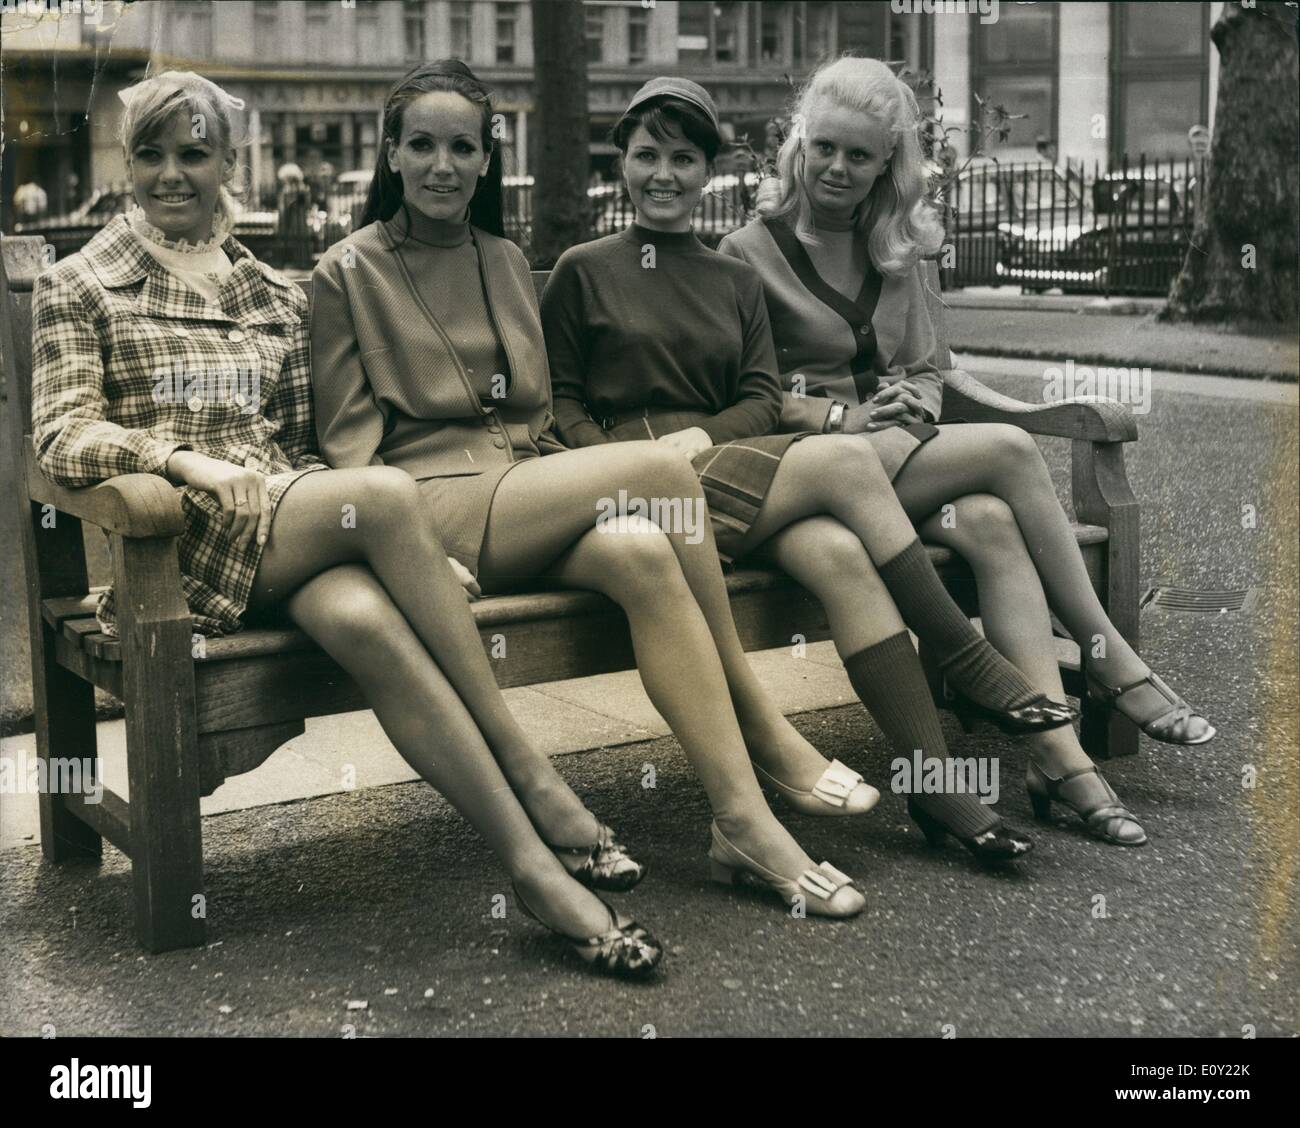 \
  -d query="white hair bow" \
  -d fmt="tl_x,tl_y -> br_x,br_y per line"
118,71 -> 246,113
